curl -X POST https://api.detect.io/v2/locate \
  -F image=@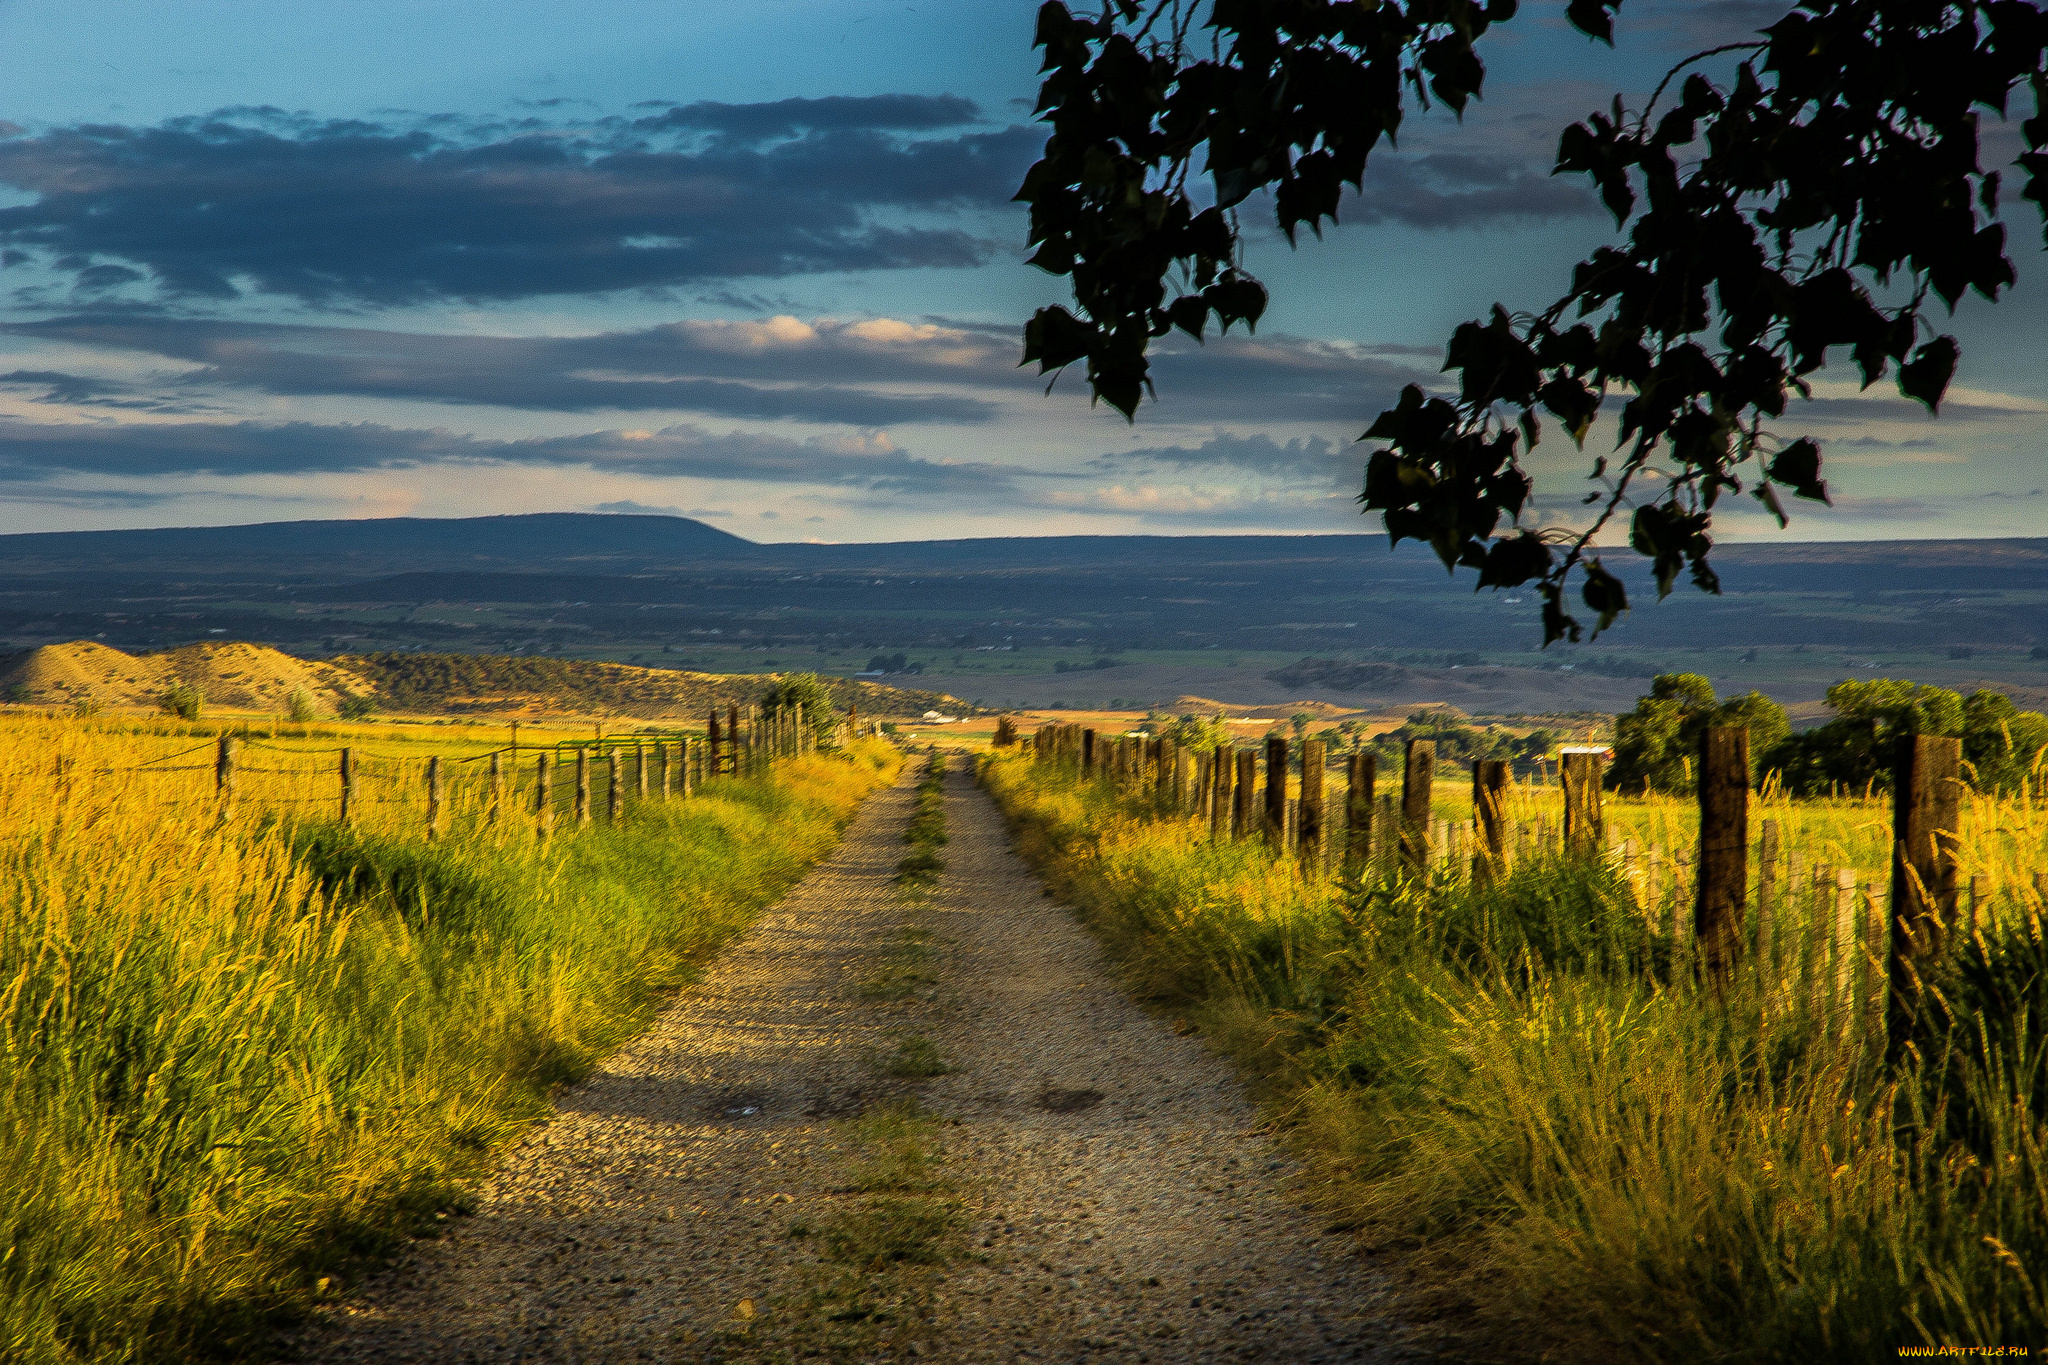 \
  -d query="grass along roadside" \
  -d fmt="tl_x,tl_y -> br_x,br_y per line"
731,747 -> 967,1362
732,1101 -> 966,1363
0,718 -> 901,1365
978,747 -> 2048,1361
